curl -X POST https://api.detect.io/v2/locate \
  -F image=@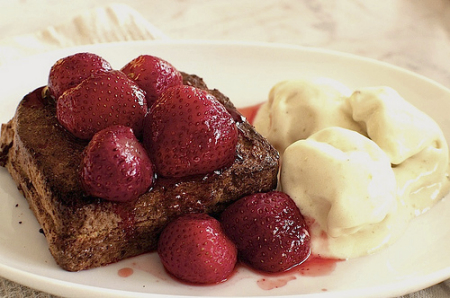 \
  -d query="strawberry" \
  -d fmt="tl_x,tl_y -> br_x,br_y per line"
143,85 -> 238,178
121,55 -> 183,107
157,213 -> 237,284
80,125 -> 153,202
57,70 -> 148,140
221,191 -> 311,273
48,52 -> 112,100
